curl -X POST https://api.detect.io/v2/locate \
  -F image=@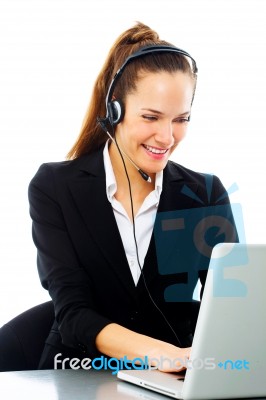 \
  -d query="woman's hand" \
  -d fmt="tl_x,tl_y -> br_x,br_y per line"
96,323 -> 191,373
147,342 -> 191,372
